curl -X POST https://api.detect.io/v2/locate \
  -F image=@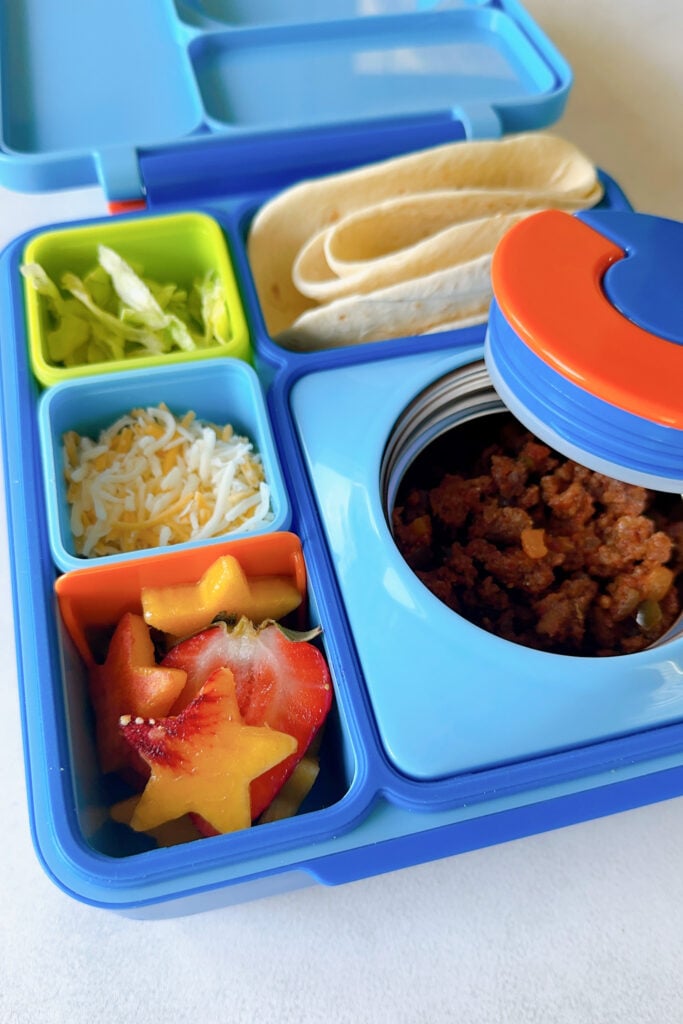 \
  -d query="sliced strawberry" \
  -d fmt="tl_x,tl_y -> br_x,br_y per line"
119,666 -> 297,836
88,612 -> 187,775
162,617 -> 333,819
